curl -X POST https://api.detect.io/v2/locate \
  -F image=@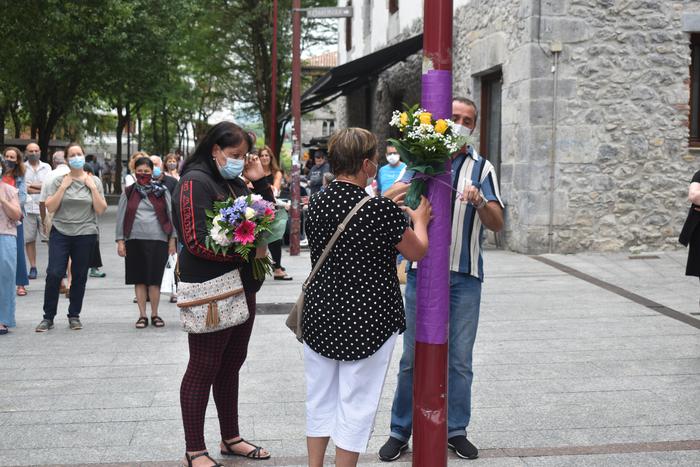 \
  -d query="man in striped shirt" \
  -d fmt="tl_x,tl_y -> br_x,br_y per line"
379,97 -> 504,462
